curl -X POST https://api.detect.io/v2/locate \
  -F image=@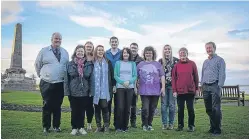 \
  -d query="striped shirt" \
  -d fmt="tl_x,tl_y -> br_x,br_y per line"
201,54 -> 226,87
